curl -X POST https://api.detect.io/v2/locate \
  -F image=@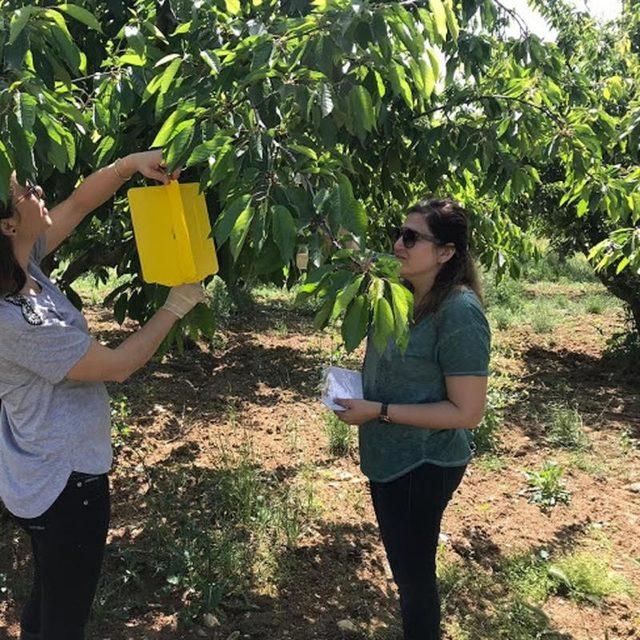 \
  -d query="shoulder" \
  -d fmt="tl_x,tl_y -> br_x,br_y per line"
0,299 -> 30,342
434,287 -> 490,341
438,287 -> 486,320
